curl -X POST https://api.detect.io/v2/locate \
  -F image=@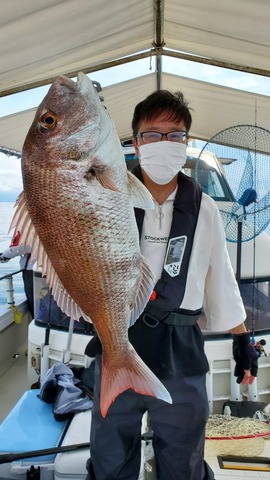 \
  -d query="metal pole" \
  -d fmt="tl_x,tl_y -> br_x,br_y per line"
236,219 -> 242,285
153,0 -> 165,91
